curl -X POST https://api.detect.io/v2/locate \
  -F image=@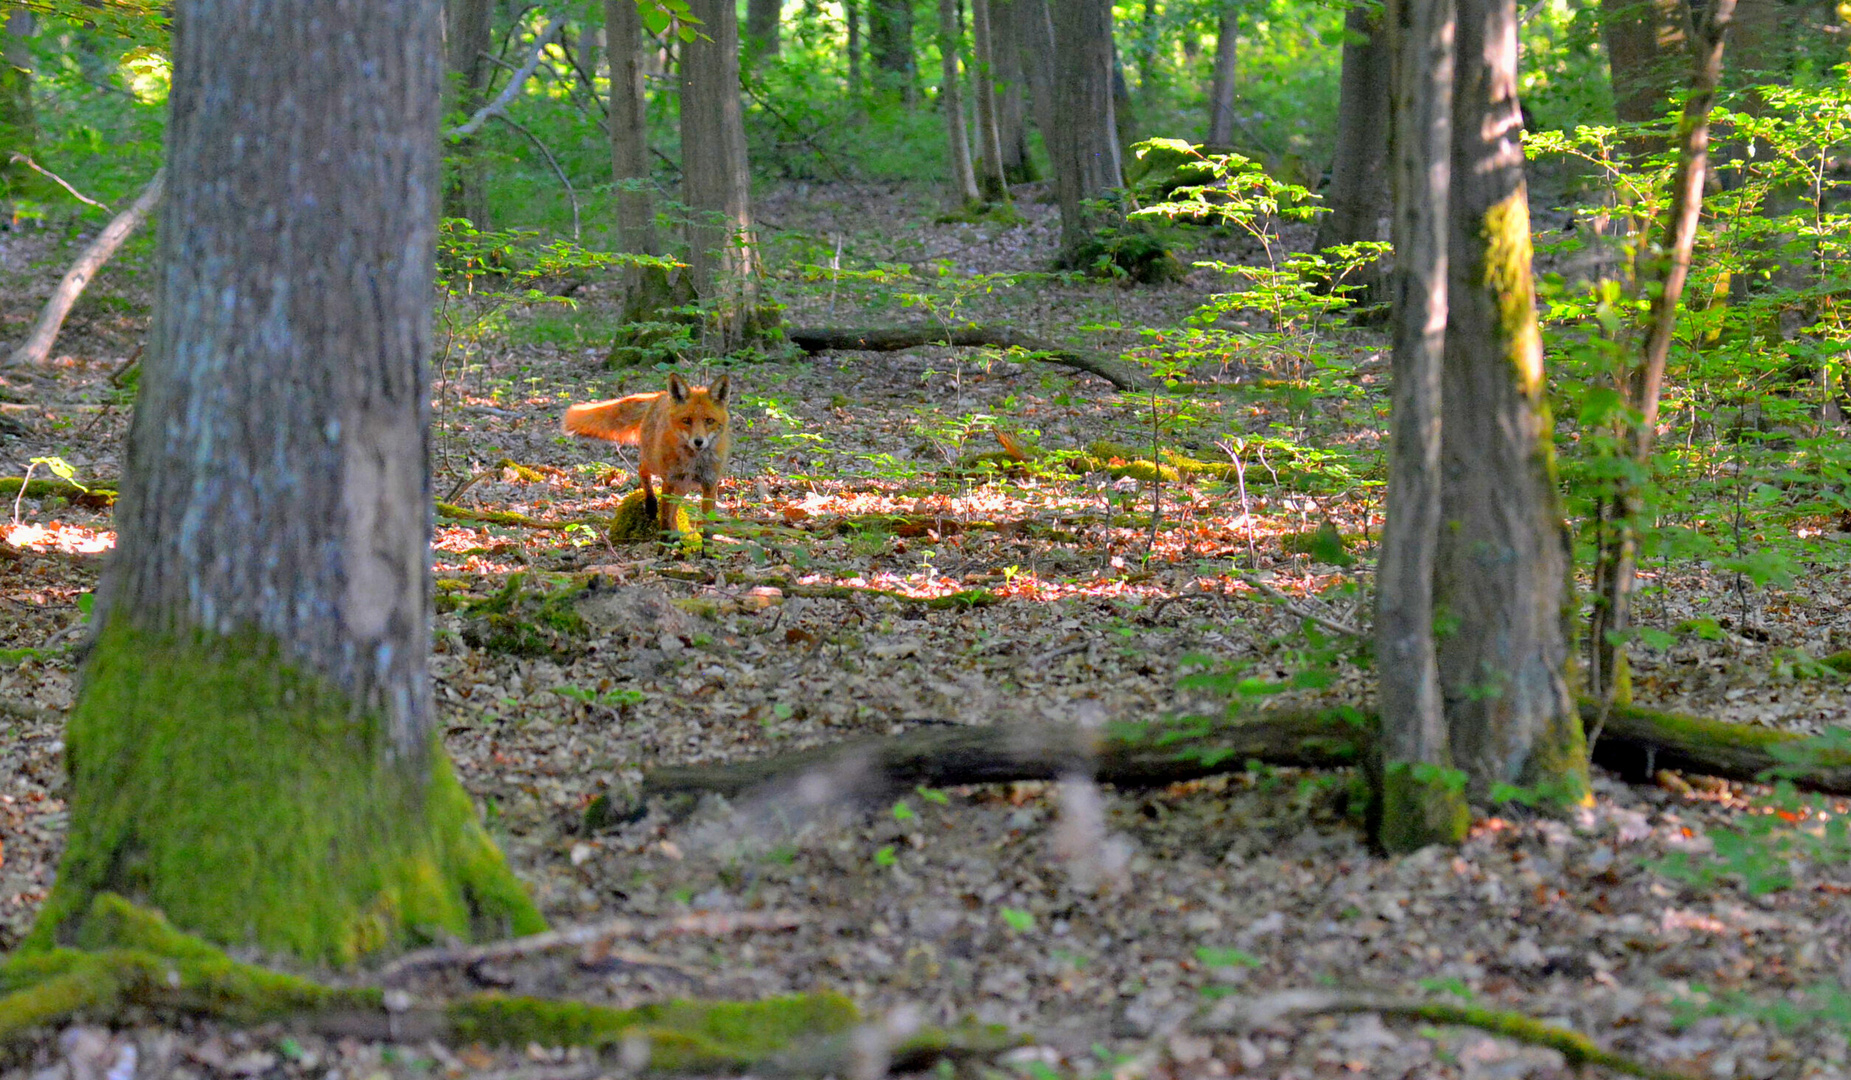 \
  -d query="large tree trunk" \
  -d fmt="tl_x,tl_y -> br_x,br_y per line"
746,0 -> 782,61
1206,5 -> 1237,146
1375,0 -> 1466,852
1018,0 -> 1060,170
1600,0 -> 1693,158
1436,0 -> 1588,806
937,0 -> 981,205
989,0 -> 1033,181
30,0 -> 541,965
1312,0 -> 1391,285
681,0 -> 764,347
969,0 -> 1011,202
444,0 -> 495,226
869,0 -> 917,102
606,0 -> 669,316
1049,0 -> 1121,260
